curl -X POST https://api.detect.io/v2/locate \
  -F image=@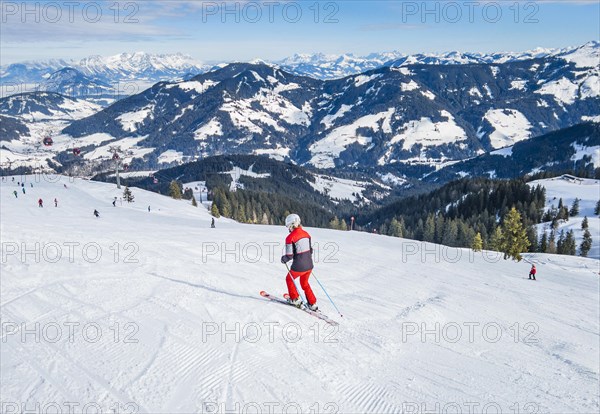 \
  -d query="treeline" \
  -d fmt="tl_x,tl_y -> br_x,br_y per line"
362,178 -> 545,250
363,177 -> 597,257
209,186 -> 332,227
